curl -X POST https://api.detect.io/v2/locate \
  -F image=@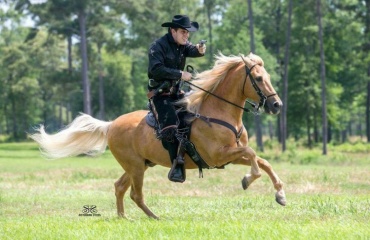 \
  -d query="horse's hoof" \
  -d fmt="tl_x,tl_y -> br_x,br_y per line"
275,191 -> 287,206
241,176 -> 249,190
